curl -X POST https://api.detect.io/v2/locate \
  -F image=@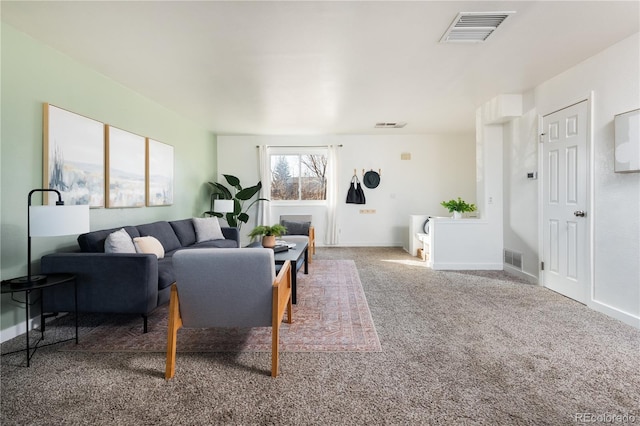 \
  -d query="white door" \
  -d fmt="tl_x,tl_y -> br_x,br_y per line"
542,101 -> 589,303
